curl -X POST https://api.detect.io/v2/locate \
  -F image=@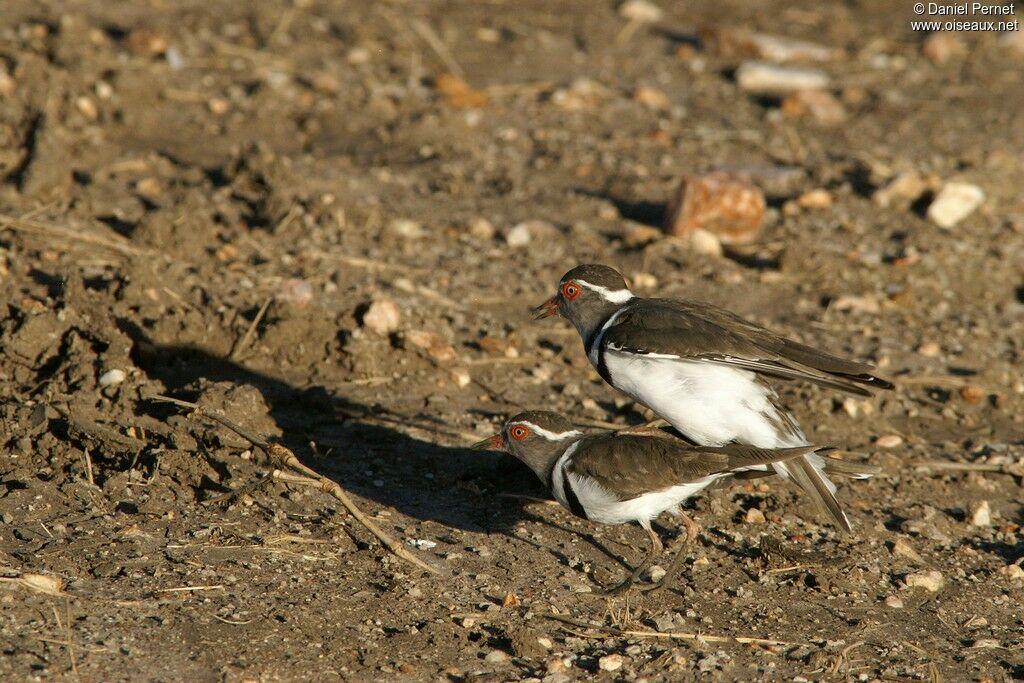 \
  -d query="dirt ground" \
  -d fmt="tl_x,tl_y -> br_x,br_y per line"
2,0 -> 1024,681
